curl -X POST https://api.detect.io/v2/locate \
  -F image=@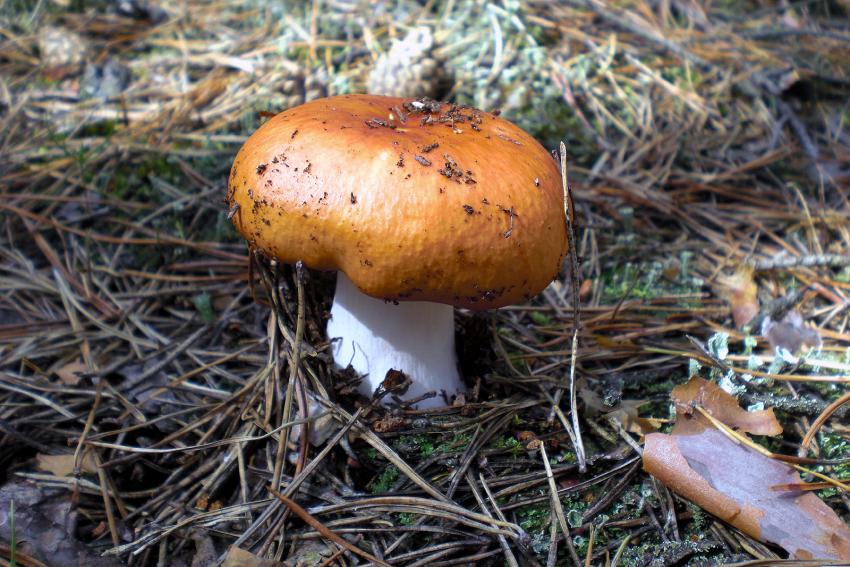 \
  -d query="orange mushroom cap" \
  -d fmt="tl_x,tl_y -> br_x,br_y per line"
227,94 -> 566,309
